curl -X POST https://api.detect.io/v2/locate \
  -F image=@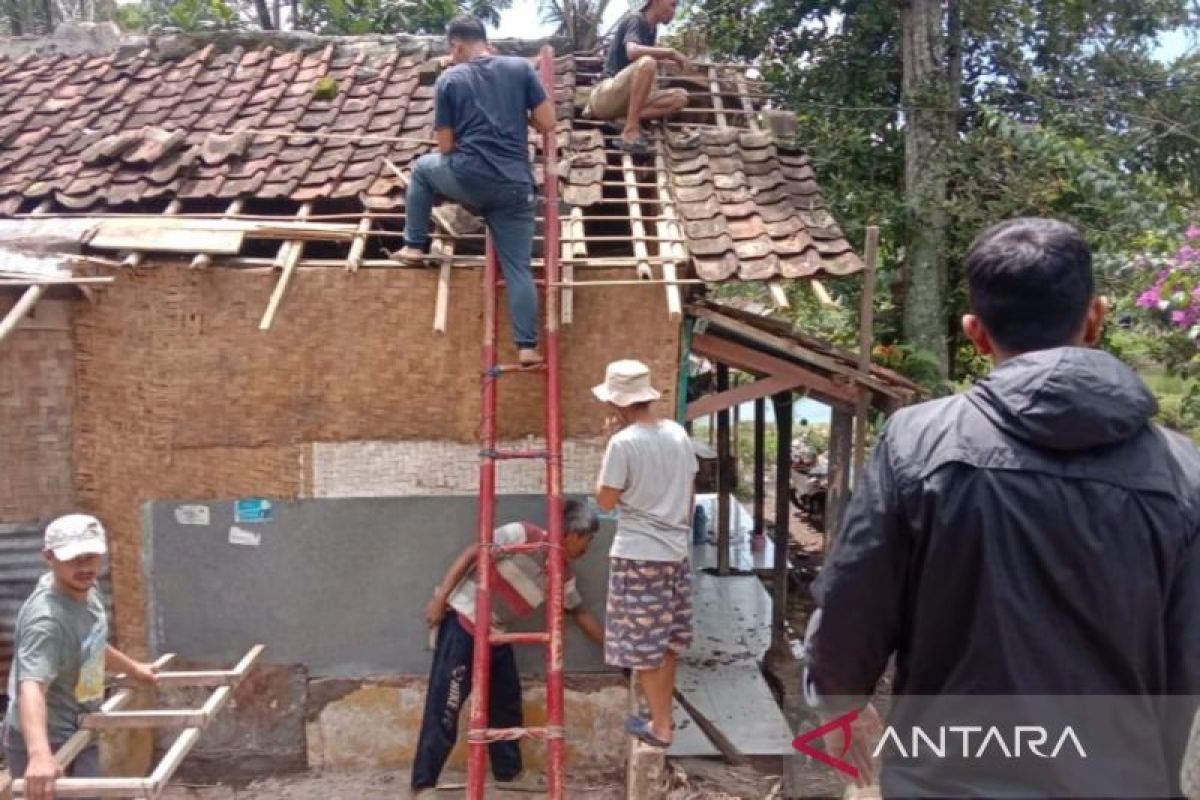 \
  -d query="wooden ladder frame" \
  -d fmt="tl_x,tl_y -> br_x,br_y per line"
2,644 -> 264,799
